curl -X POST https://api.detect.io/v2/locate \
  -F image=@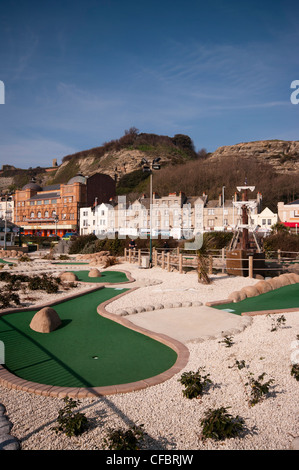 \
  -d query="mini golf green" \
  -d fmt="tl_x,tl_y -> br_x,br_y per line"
73,270 -> 129,283
213,283 -> 299,316
0,287 -> 177,388
0,258 -> 14,265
